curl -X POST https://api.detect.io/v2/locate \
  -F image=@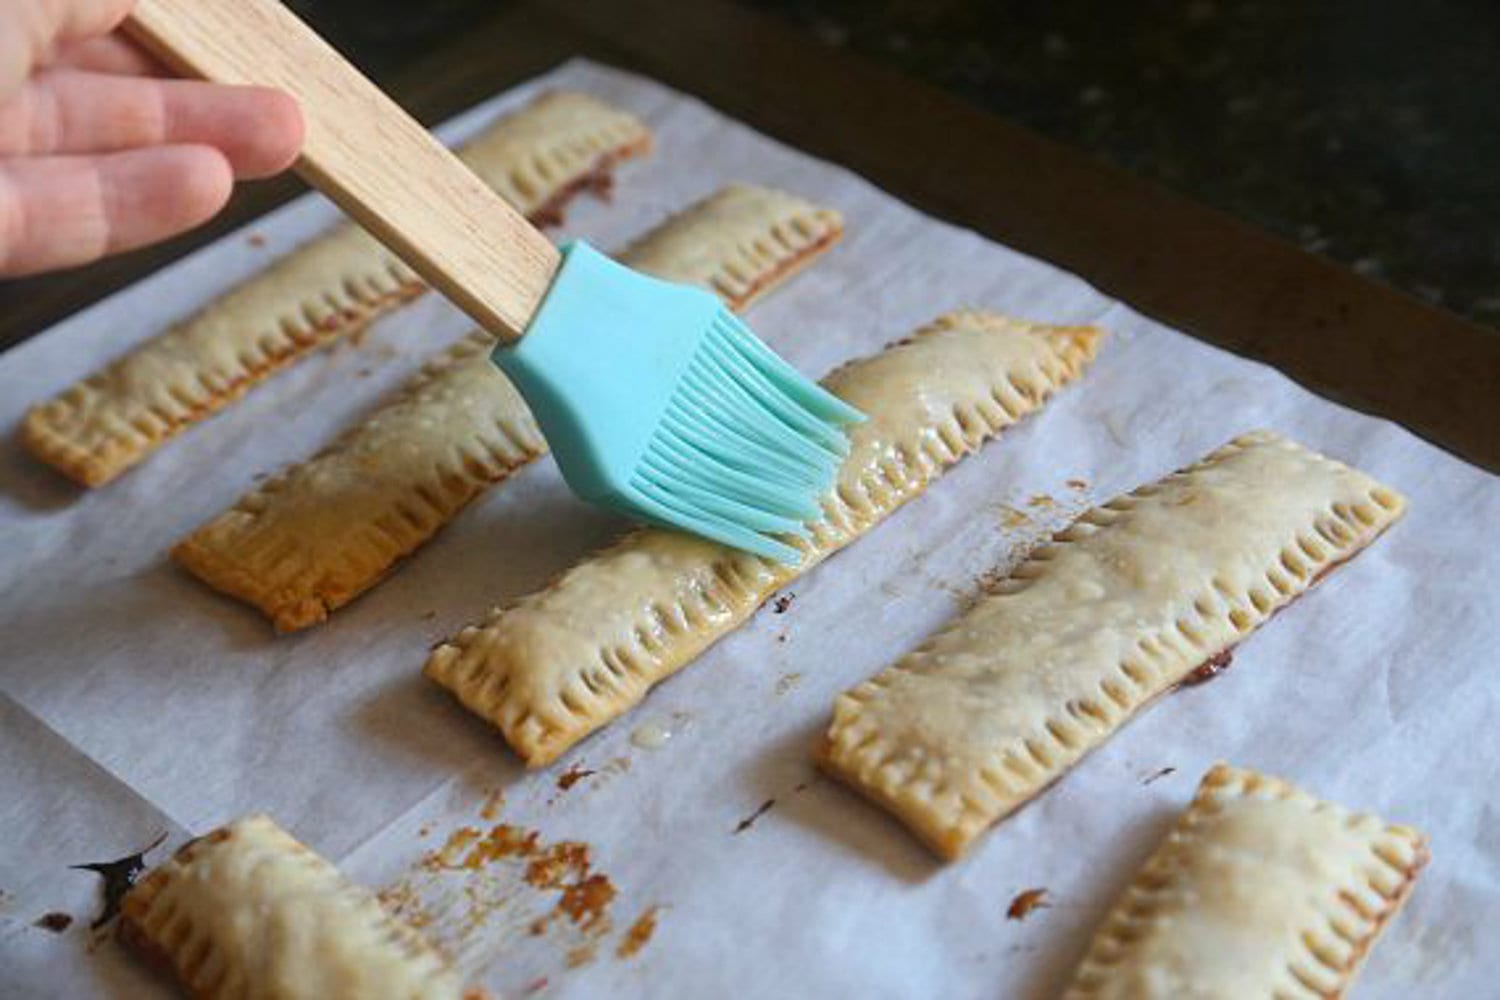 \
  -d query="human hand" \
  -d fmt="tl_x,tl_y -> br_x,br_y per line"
0,0 -> 303,276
